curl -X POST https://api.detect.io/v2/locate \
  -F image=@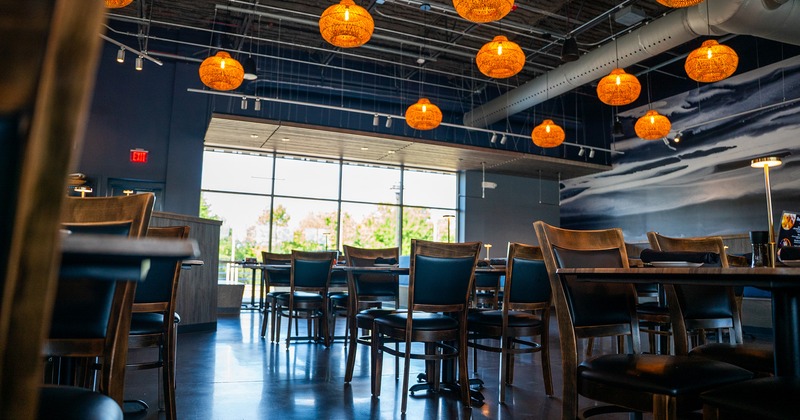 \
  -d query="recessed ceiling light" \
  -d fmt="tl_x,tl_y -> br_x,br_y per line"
360,147 -> 369,150
387,150 -> 395,154
250,134 -> 259,138
281,138 -> 290,142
